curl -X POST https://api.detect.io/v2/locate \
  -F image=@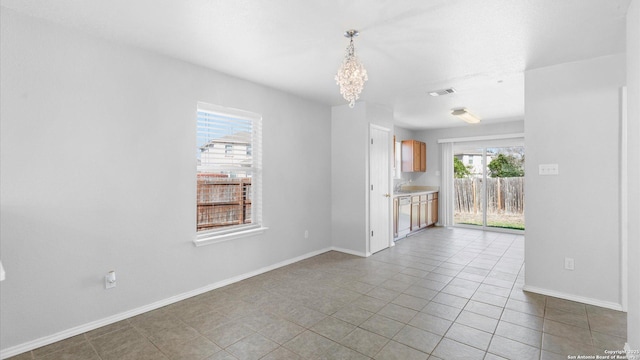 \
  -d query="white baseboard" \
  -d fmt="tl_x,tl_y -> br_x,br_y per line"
625,343 -> 639,360
330,246 -> 368,258
0,247 -> 333,360
523,285 -> 624,311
